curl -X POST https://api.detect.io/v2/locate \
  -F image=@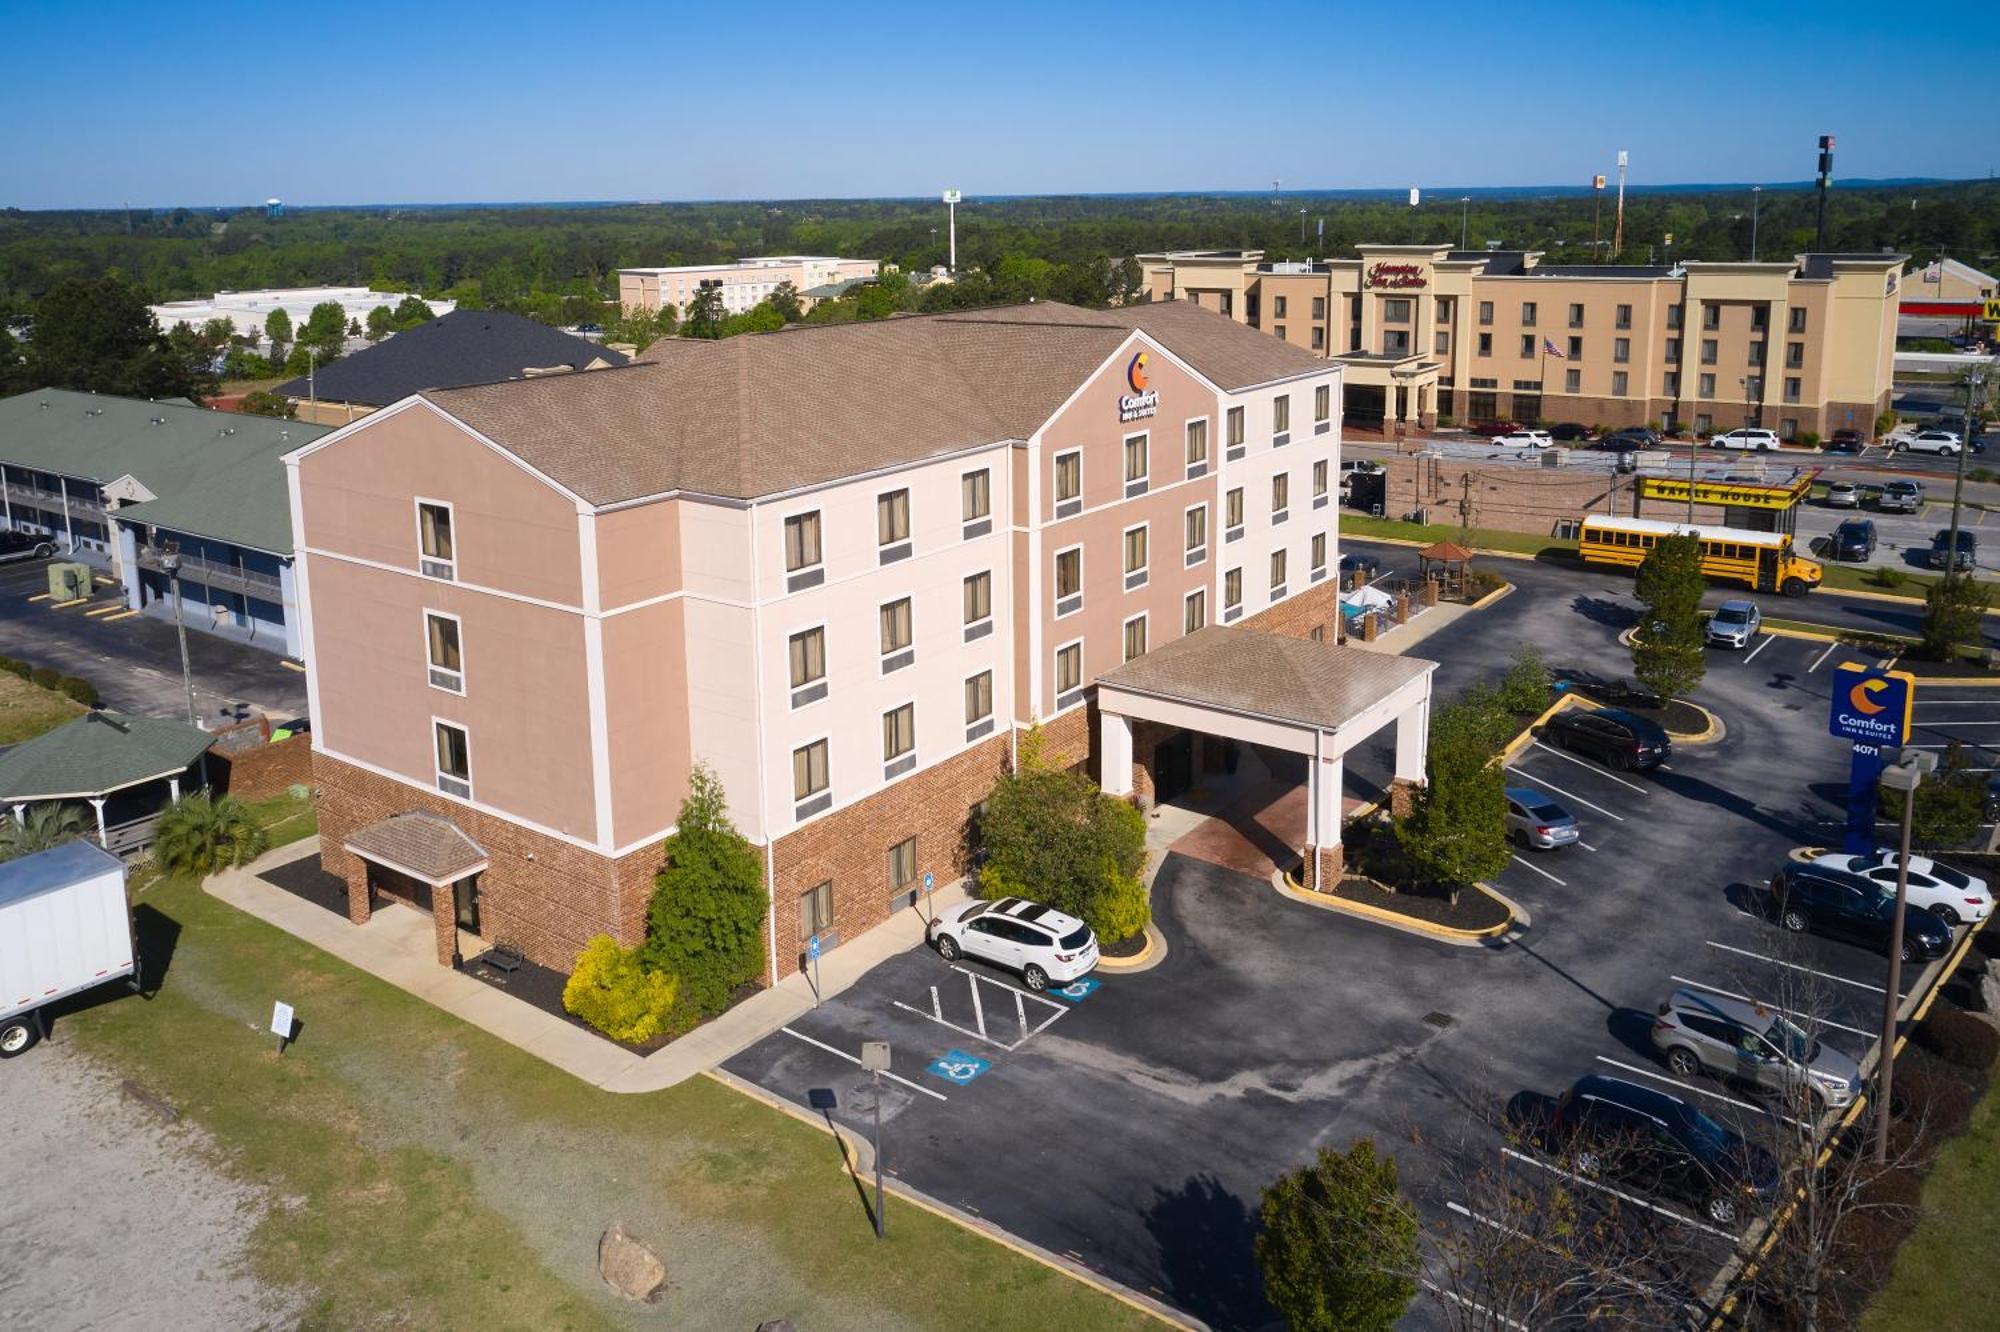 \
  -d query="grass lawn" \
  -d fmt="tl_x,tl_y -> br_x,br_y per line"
244,788 -> 318,847
1863,1078 -> 2000,1331
0,670 -> 86,745
1338,512 -> 1578,560
1819,563 -> 1998,599
67,870 -> 1154,1331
